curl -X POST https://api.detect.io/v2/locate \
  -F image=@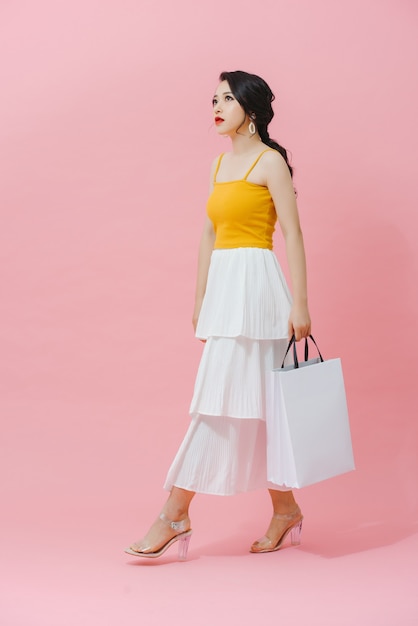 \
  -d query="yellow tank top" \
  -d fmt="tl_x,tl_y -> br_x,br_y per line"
207,149 -> 276,250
